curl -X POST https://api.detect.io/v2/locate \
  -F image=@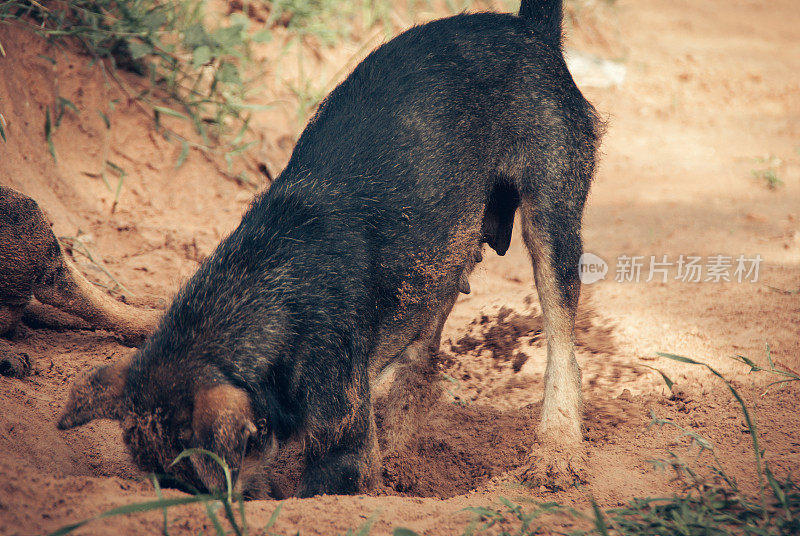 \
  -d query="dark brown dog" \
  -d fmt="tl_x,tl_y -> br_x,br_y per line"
59,0 -> 601,496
